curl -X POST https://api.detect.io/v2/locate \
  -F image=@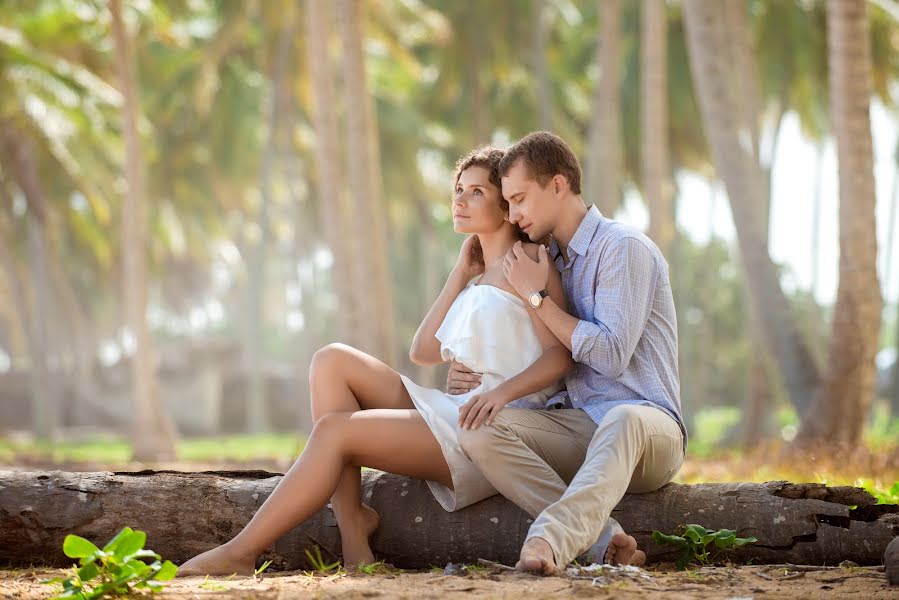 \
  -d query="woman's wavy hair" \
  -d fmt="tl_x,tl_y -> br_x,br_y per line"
452,146 -> 542,267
